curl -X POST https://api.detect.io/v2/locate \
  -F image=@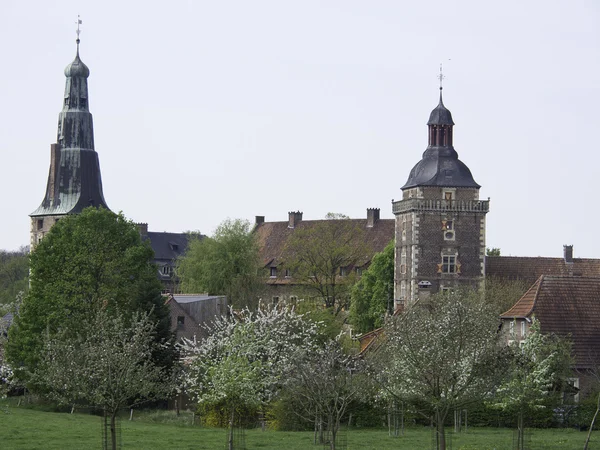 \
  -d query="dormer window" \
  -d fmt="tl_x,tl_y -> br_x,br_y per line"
270,267 -> 277,278
169,242 -> 179,251
162,265 -> 172,275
